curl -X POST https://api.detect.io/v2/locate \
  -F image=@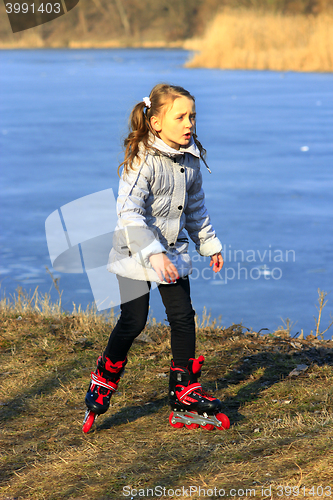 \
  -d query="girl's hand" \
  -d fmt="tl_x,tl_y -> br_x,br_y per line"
149,253 -> 179,283
210,252 -> 224,273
